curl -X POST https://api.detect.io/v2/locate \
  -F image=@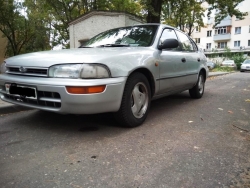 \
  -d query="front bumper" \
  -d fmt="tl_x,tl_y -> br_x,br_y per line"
241,67 -> 250,71
0,74 -> 127,114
